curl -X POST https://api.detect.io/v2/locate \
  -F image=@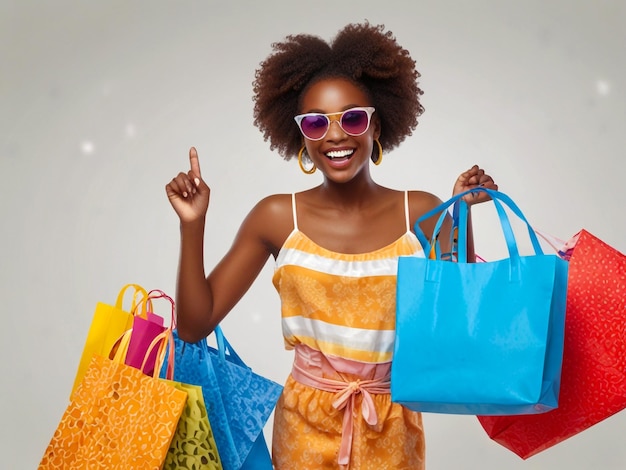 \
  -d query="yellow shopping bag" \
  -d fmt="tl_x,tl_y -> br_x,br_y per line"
71,283 -> 148,395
